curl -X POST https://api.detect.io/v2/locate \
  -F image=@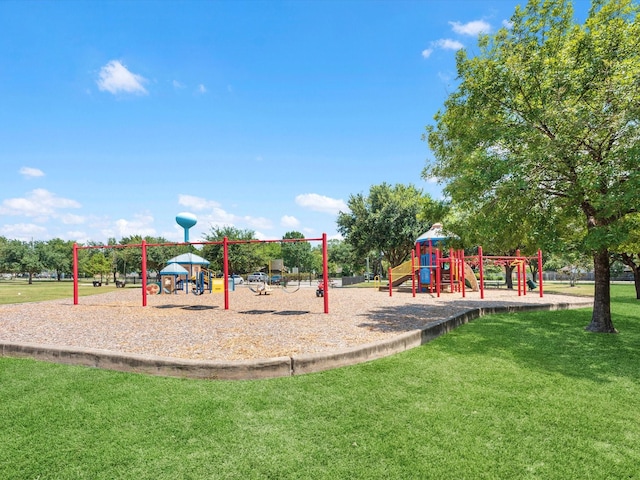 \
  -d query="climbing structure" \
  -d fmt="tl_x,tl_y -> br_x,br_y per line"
387,223 -> 543,299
